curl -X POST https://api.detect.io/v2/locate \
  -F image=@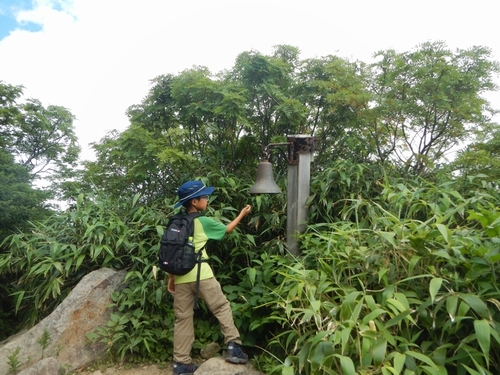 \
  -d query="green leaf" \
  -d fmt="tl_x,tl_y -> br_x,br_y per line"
155,288 -> 163,305
298,341 -> 311,374
372,339 -> 387,366
459,294 -> 490,319
429,278 -> 443,303
387,298 -> 407,313
255,195 -> 262,211
334,354 -> 356,375
156,225 -> 165,236
312,341 -> 333,369
461,364 -> 483,375
474,319 -> 490,366
247,267 -> 256,286
435,223 -> 450,244
420,365 -> 448,375
361,336 -> 373,366
446,294 -> 458,322
341,327 -> 352,355
245,233 -> 256,246
380,367 -> 397,375
132,193 -> 141,207
143,338 -> 151,353
431,346 -> 447,366
75,254 -> 85,269
408,255 -> 421,275
385,309 -> 412,328
393,352 -> 406,373
13,291 -> 25,313
379,231 -> 396,246
405,350 -> 438,370
378,268 -> 389,283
